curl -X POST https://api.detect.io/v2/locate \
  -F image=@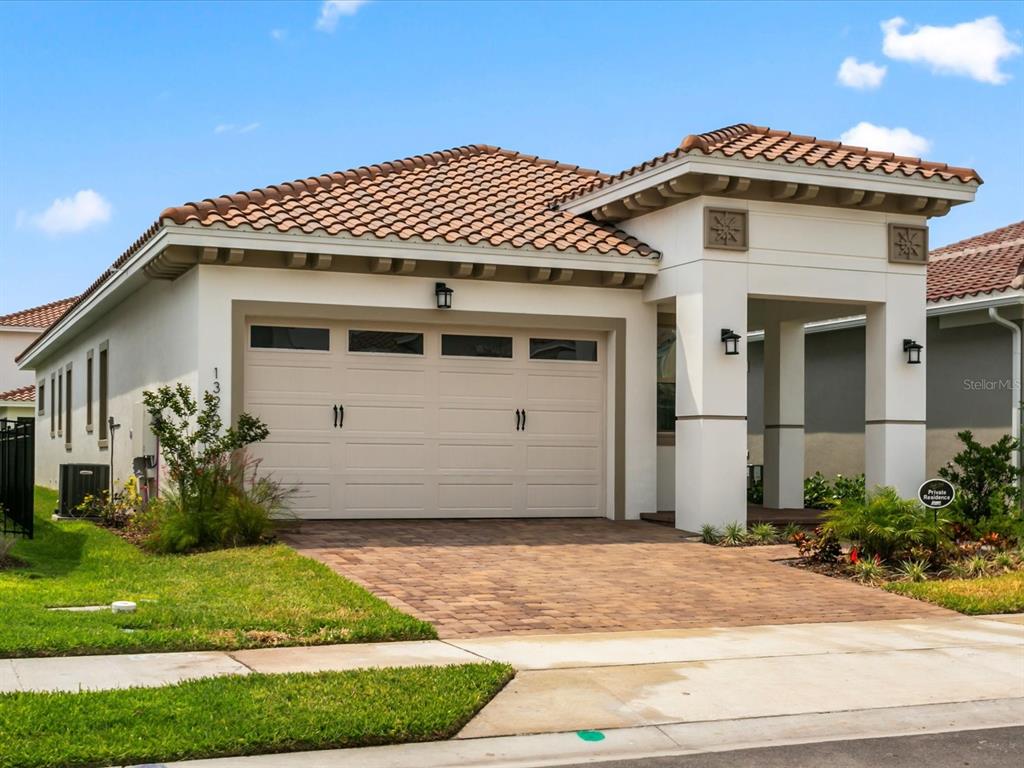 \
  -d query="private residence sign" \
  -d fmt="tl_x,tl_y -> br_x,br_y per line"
918,478 -> 955,509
